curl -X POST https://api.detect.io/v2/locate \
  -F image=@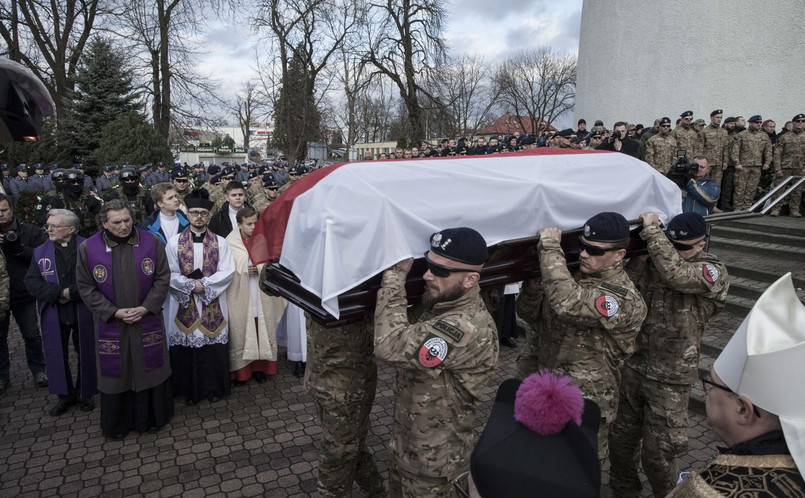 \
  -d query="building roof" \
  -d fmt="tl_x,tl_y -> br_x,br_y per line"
476,114 -> 557,136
